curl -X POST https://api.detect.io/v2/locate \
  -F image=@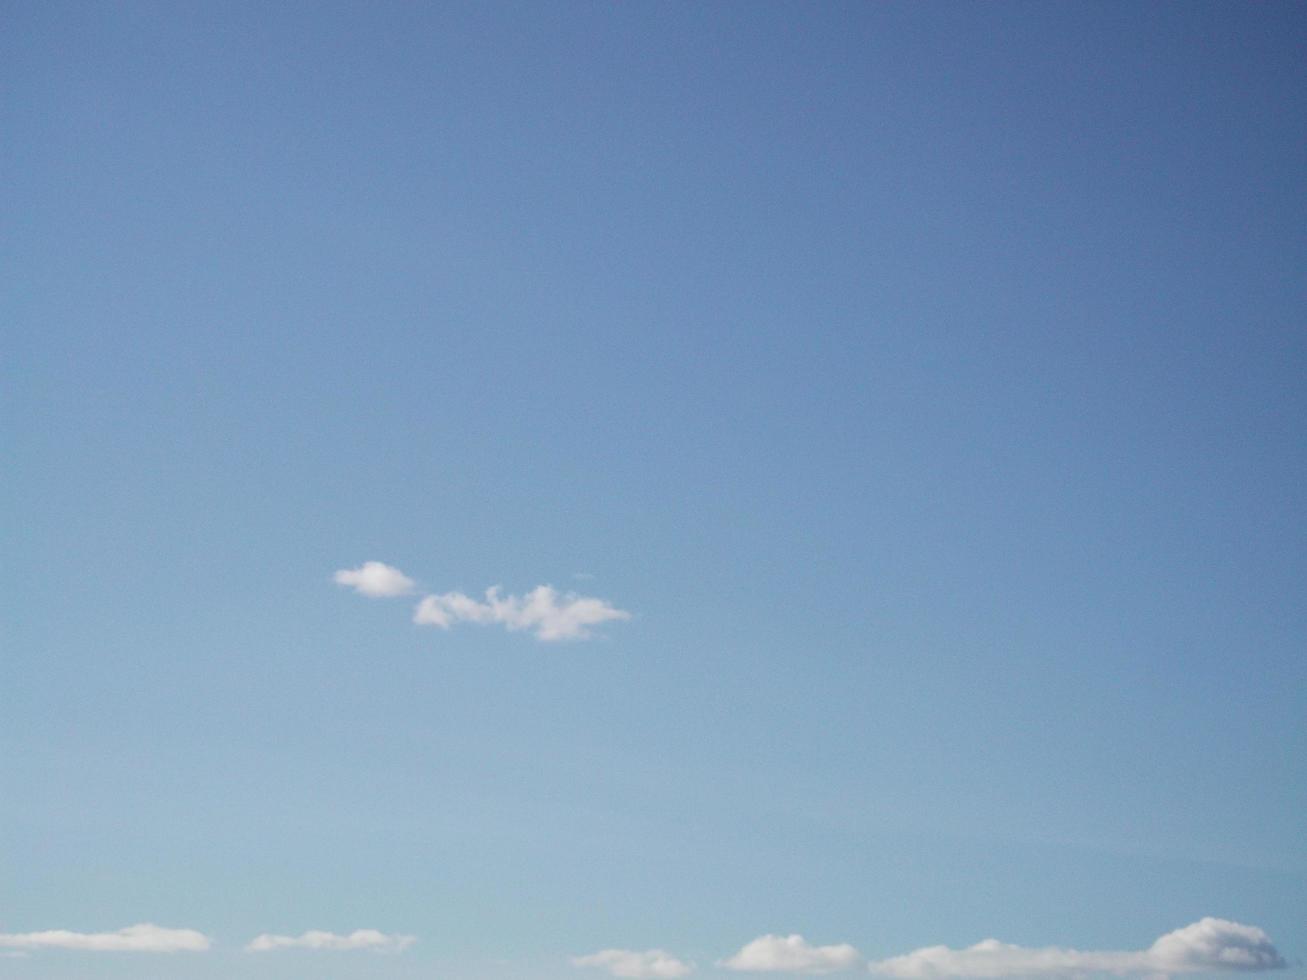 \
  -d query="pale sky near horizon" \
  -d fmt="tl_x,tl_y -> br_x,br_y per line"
3,2 -> 1305,979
